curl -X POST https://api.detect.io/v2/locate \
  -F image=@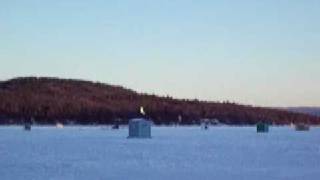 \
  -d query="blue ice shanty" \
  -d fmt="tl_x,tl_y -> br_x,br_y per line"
257,122 -> 269,133
128,118 -> 151,138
